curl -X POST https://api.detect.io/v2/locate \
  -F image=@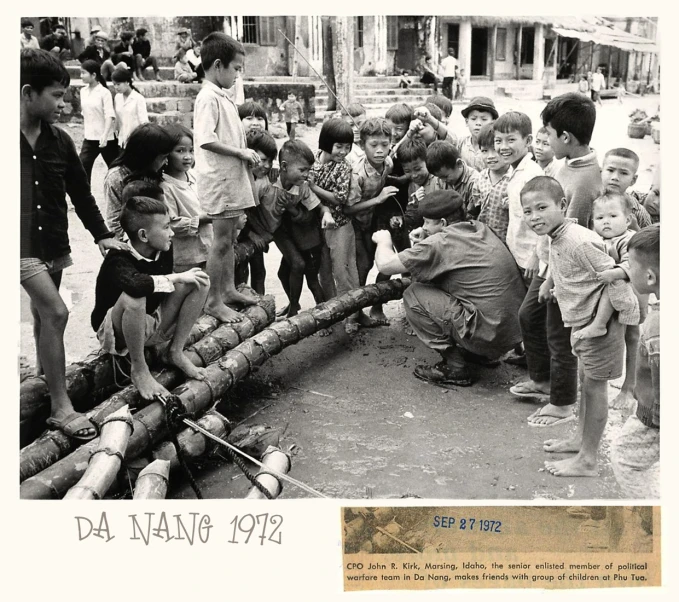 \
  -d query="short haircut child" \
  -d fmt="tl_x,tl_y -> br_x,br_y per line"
238,100 -> 269,130
346,102 -> 367,120
20,47 -> 70,92
247,130 -> 277,163
136,28 -> 148,37
418,102 -> 443,123
21,17 -> 34,28
426,95 -> 453,120
425,140 -> 461,174
541,92 -> 596,145
385,102 -> 414,126
628,222 -> 660,268
200,31 -> 244,70
120,31 -> 134,43
494,111 -> 532,138
279,139 -> 315,166
122,179 -> 164,204
359,117 -> 392,144
604,147 -> 640,170
397,138 -> 428,165
119,196 -> 168,239
318,118 -> 354,153
476,123 -> 496,150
